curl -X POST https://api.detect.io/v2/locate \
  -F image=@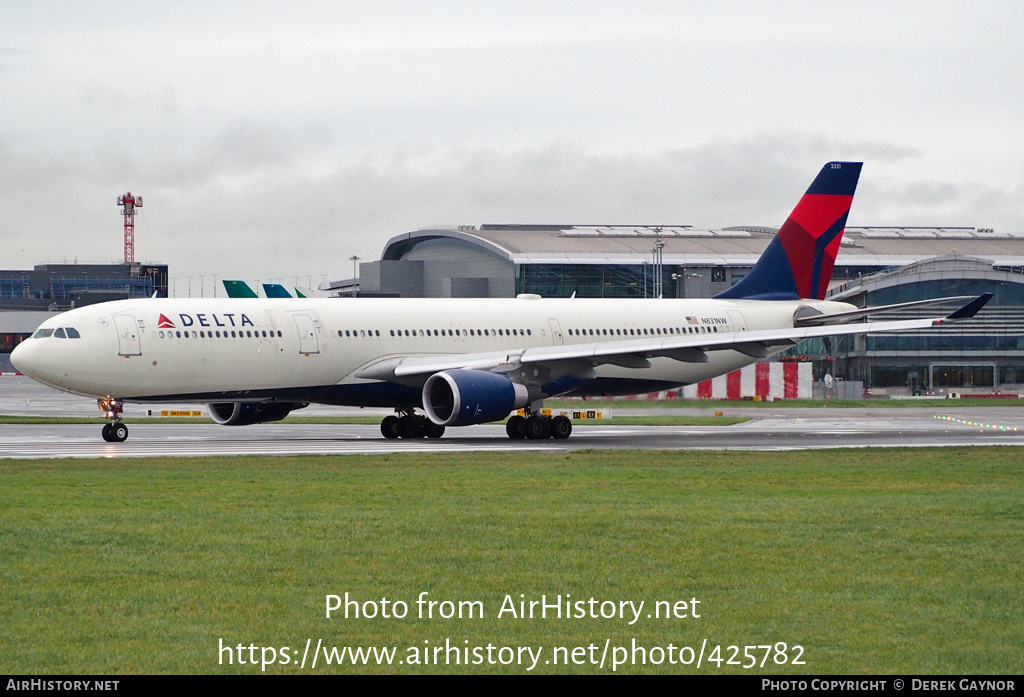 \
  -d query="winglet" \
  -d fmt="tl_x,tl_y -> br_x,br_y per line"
944,293 -> 993,321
